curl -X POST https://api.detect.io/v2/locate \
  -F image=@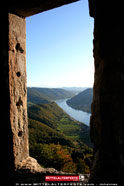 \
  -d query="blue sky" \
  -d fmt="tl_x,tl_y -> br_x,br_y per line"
26,0 -> 94,88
